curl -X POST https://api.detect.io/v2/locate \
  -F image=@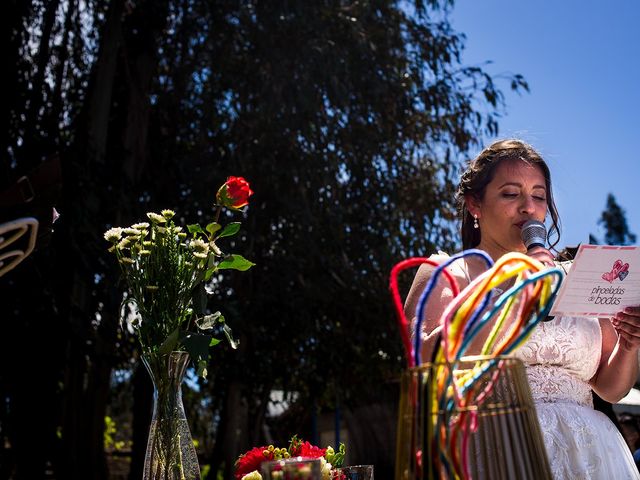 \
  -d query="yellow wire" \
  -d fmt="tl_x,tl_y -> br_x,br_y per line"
427,251 -> 555,479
